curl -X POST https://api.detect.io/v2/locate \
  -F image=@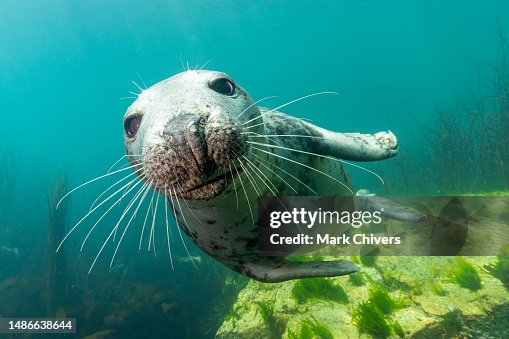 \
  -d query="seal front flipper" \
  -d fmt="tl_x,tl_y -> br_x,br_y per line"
300,119 -> 399,161
355,189 -> 427,223
242,258 -> 359,283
